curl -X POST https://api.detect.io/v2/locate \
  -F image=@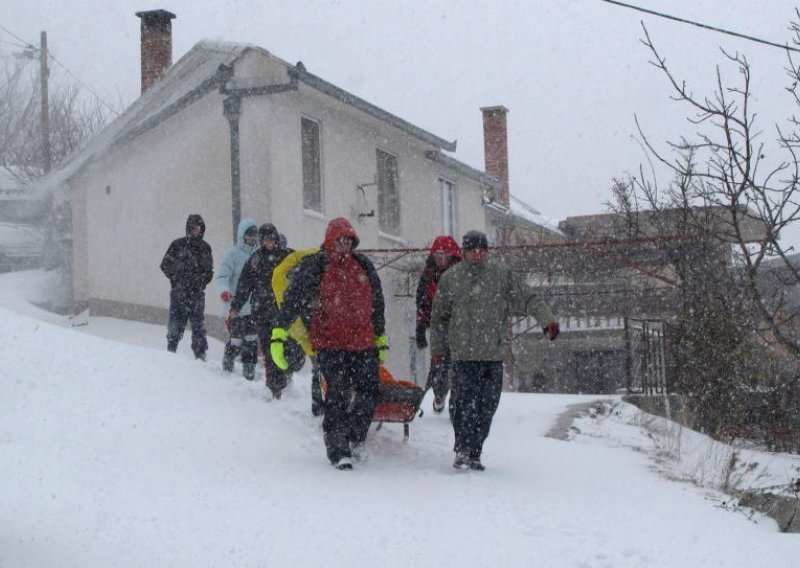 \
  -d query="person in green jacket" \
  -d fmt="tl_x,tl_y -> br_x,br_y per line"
430,230 -> 560,471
